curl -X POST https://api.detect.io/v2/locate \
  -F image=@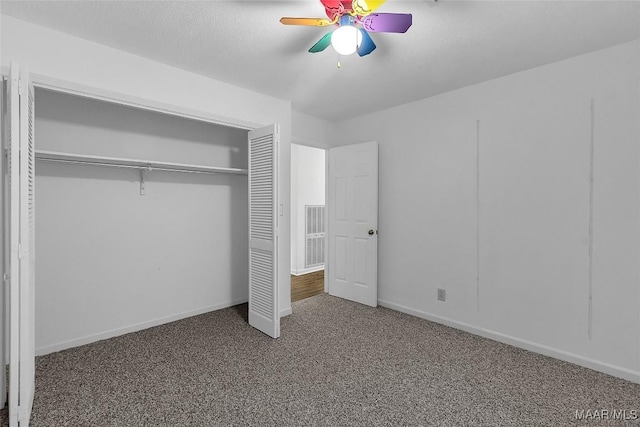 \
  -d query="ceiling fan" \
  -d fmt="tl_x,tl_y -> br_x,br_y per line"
280,0 -> 412,58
